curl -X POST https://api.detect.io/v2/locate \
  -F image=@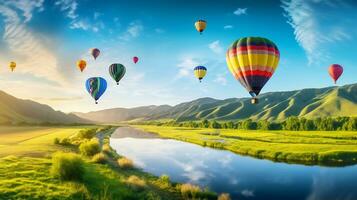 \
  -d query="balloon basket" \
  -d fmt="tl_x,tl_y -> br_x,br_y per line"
251,98 -> 259,104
